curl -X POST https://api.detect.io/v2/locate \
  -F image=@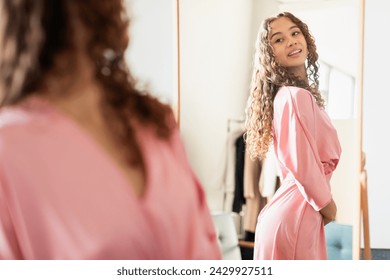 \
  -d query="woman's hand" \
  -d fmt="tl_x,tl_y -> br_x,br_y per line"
322,217 -> 333,225
320,198 -> 337,225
